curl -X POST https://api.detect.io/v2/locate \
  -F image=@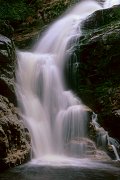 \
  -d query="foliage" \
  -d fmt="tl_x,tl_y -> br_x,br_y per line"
30,0 -> 77,23
0,0 -> 34,23
0,0 -> 77,27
